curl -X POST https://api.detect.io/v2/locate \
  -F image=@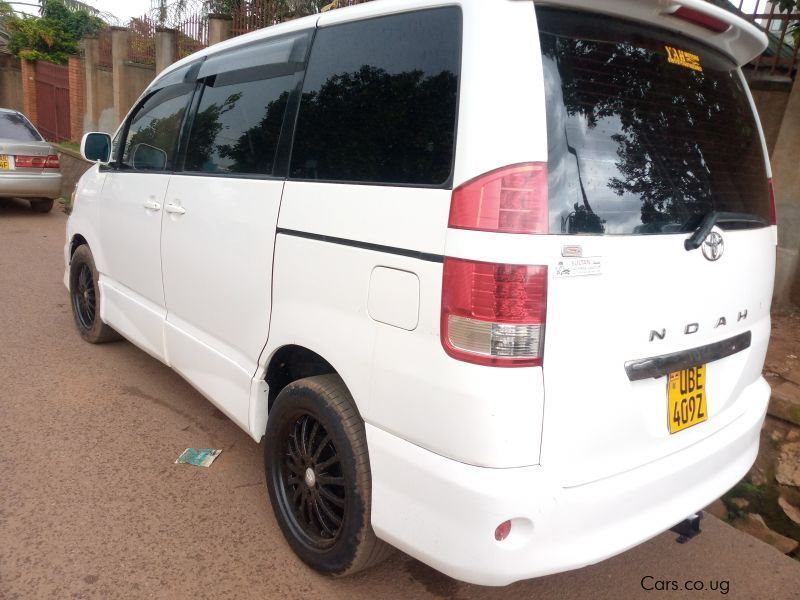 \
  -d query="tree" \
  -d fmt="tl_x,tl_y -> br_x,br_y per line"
776,0 -> 800,35
5,0 -> 104,63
